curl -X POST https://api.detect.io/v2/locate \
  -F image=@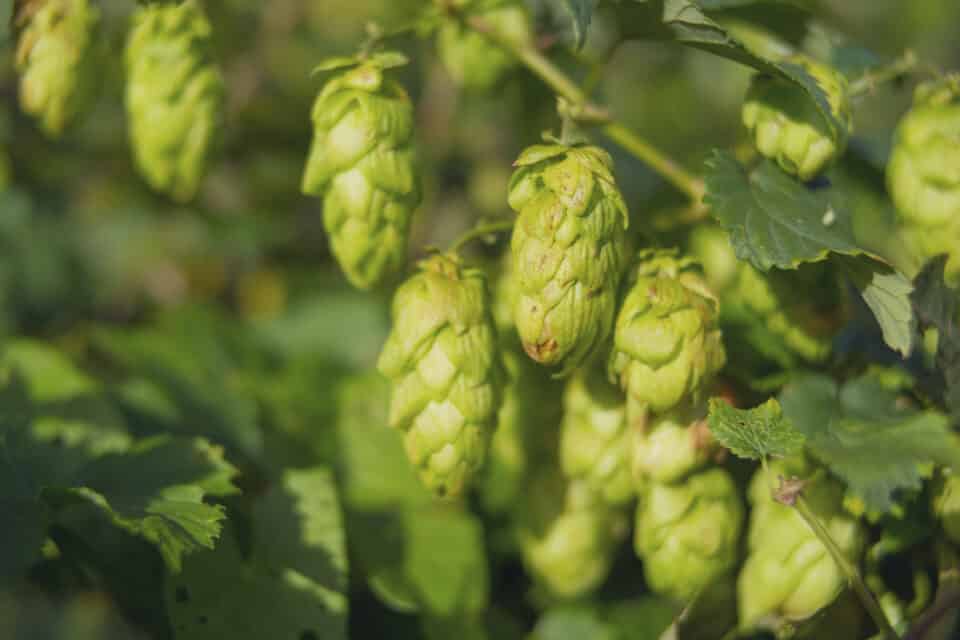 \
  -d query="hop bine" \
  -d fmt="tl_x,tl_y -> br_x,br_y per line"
125,0 -> 225,202
14,0 -> 100,138
376,253 -> 503,498
742,55 -> 852,181
509,143 -> 629,374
